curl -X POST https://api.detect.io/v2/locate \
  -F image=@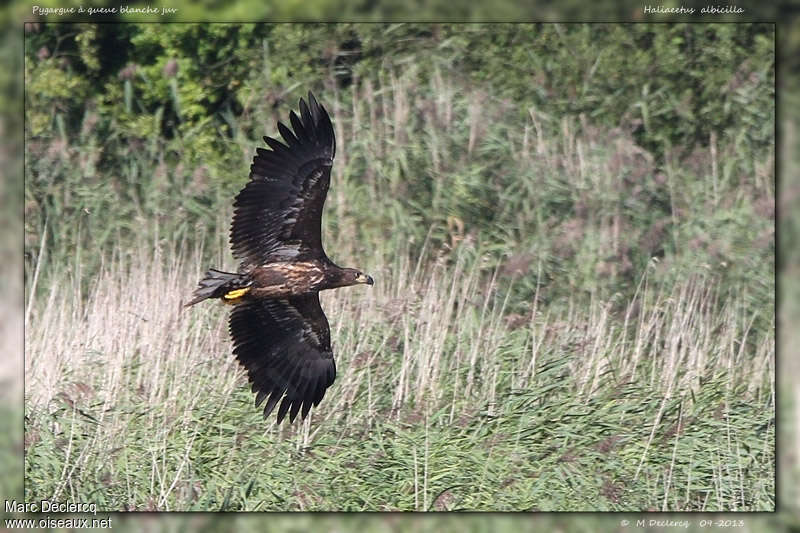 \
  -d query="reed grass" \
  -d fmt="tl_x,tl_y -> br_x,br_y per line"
24,224 -> 773,510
